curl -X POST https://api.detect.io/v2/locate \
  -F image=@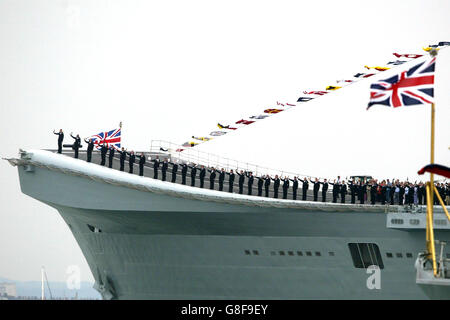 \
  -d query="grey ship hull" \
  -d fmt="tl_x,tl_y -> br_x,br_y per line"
11,150 -> 450,299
